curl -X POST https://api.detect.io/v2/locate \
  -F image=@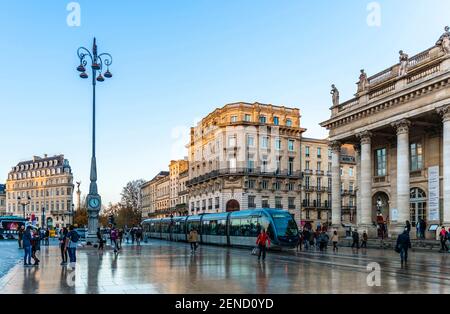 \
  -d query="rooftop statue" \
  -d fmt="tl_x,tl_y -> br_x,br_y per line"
436,26 -> 450,54
331,84 -> 340,107
398,50 -> 409,77
357,69 -> 369,93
